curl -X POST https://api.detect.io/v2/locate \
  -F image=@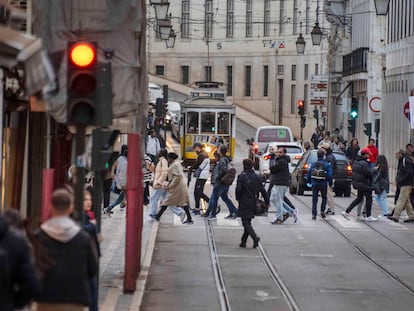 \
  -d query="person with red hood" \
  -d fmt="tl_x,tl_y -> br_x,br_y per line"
366,138 -> 378,166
